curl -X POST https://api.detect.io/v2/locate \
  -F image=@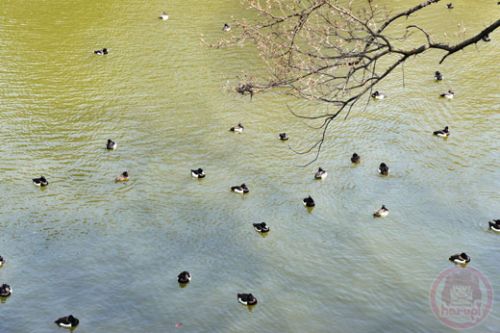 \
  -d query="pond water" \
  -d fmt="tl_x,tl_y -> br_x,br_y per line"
0,1 -> 498,332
